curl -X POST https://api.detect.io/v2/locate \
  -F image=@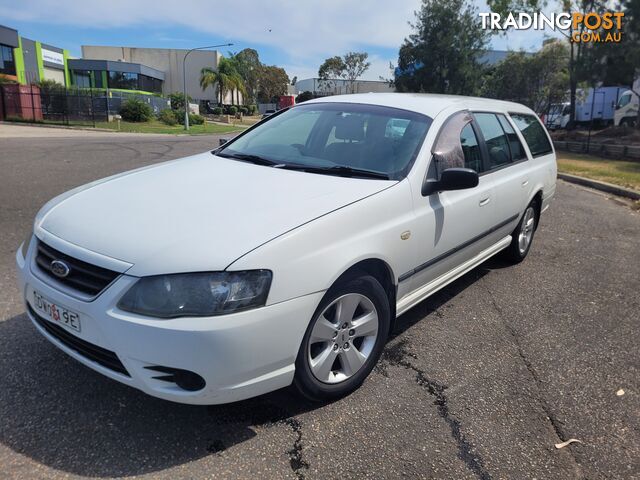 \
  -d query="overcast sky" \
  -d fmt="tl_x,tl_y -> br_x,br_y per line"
0,0 -> 562,81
